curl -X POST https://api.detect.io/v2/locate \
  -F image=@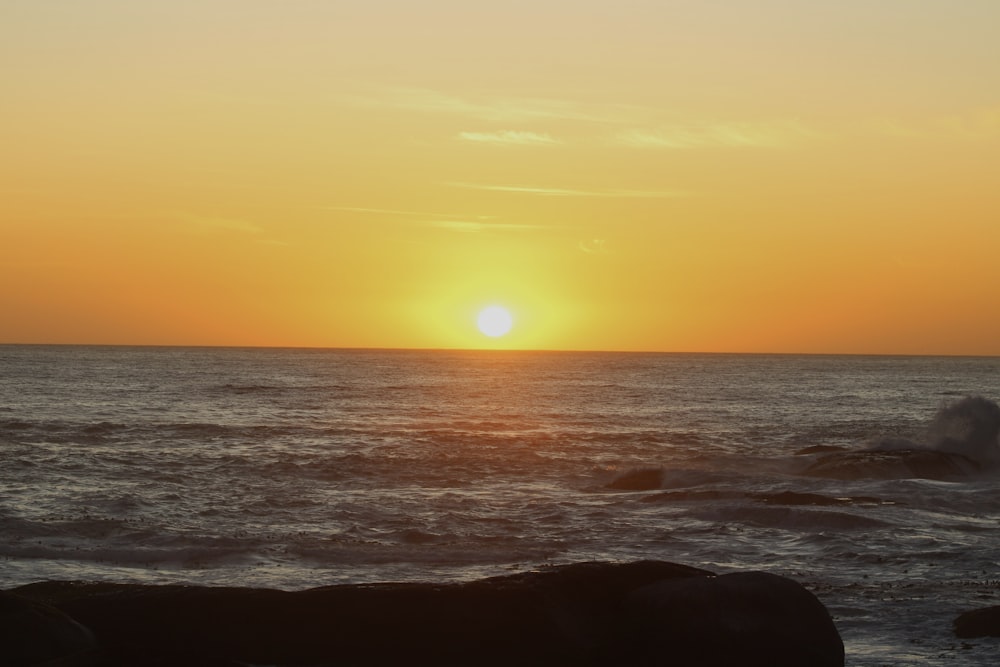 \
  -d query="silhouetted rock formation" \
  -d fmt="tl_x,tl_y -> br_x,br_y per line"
954,605 -> 1000,638
9,561 -> 844,667
0,591 -> 99,666
607,467 -> 664,490
802,448 -> 981,481
623,572 -> 844,667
